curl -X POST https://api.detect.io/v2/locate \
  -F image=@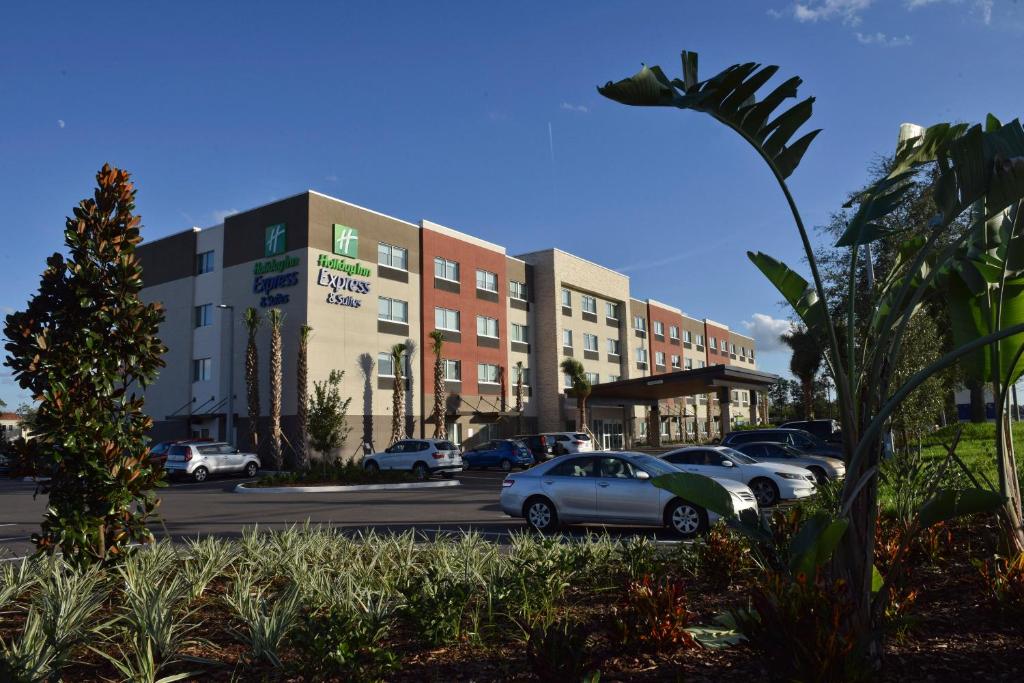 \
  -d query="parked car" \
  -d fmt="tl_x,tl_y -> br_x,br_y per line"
660,446 -> 816,507
164,442 -> 260,482
362,439 -> 463,480
464,439 -> 534,471
549,432 -> 595,455
499,451 -> 758,538
721,428 -> 843,459
514,434 -> 557,461
779,419 -> 843,444
150,438 -> 214,468
730,441 -> 845,484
